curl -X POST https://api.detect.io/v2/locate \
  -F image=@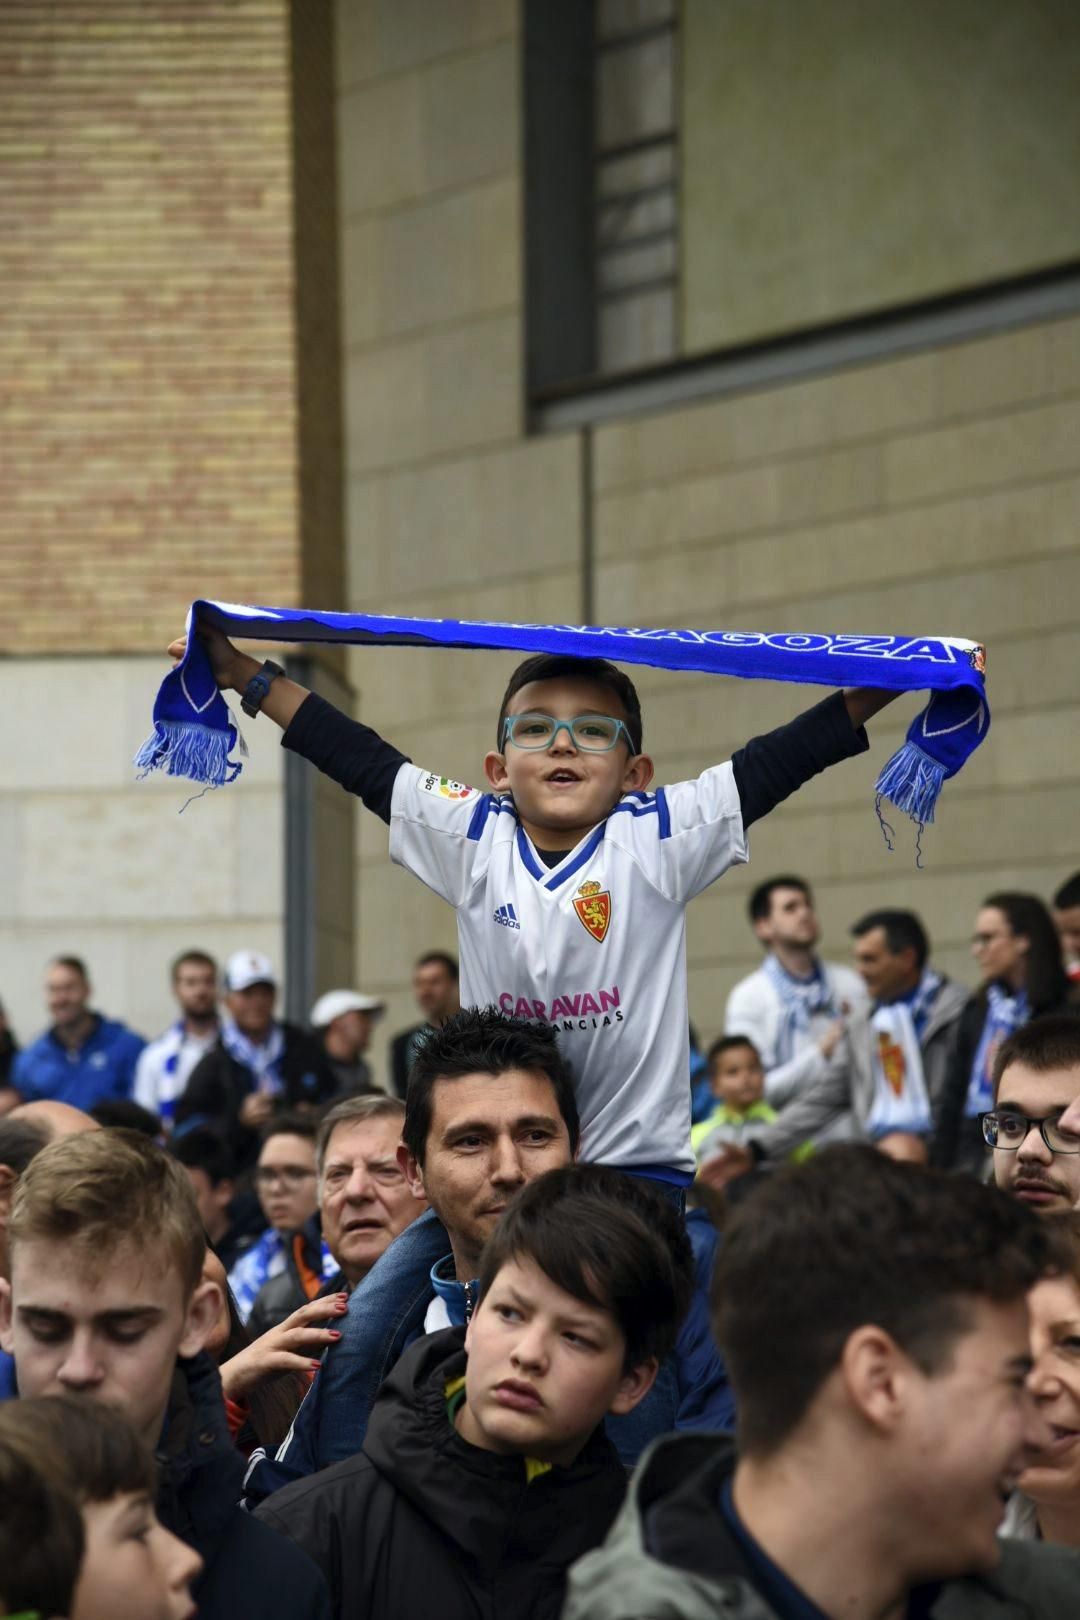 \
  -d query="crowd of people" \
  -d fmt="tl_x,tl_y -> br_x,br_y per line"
3,635 -> 1080,1620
